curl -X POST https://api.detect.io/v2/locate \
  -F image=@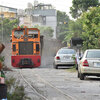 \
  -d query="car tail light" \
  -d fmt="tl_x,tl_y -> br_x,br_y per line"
56,56 -> 60,60
82,60 -> 89,67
